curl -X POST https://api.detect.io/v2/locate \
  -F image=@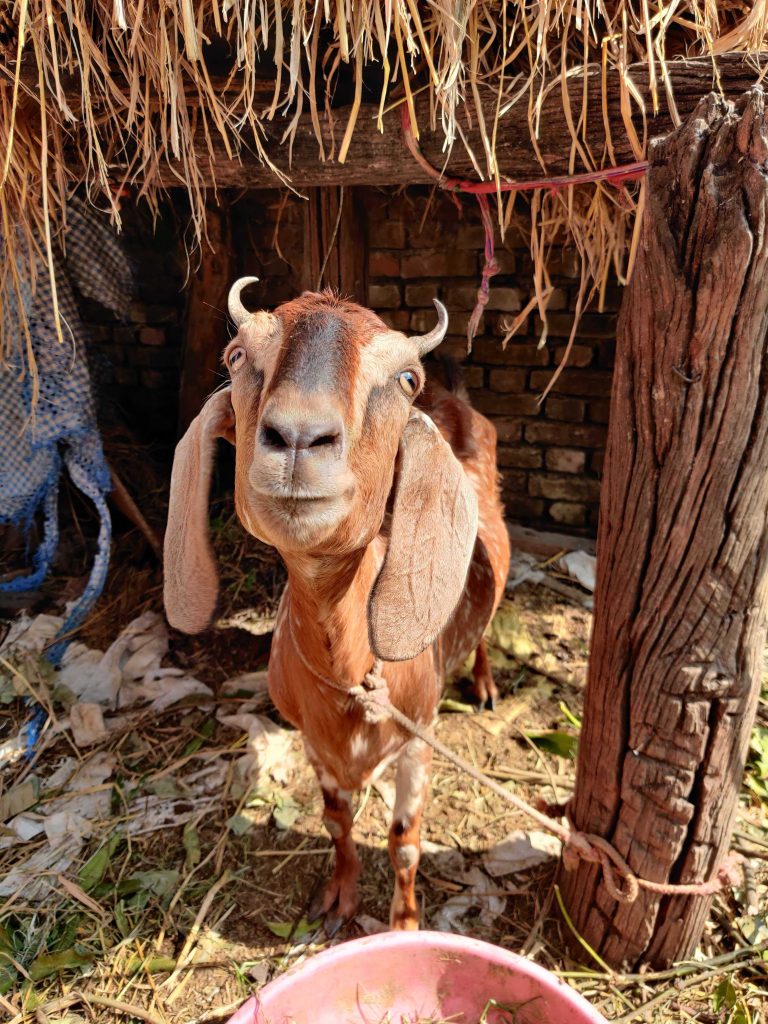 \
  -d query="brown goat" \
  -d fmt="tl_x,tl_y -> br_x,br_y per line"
164,282 -> 510,933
